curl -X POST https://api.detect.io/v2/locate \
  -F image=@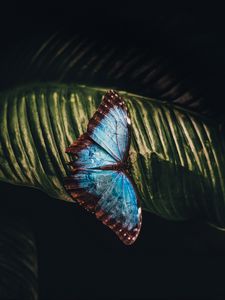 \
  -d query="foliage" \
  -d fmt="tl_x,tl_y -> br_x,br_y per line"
0,83 -> 224,227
